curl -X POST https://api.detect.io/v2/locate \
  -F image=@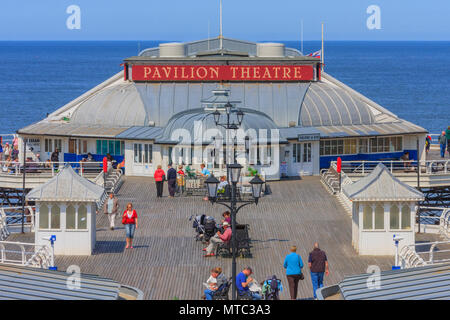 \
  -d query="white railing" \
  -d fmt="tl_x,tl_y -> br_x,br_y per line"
439,208 -> 450,239
331,160 -> 450,176
0,210 -> 10,241
0,206 -> 35,233
0,239 -> 54,269
0,161 -> 103,177
399,240 -> 450,268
